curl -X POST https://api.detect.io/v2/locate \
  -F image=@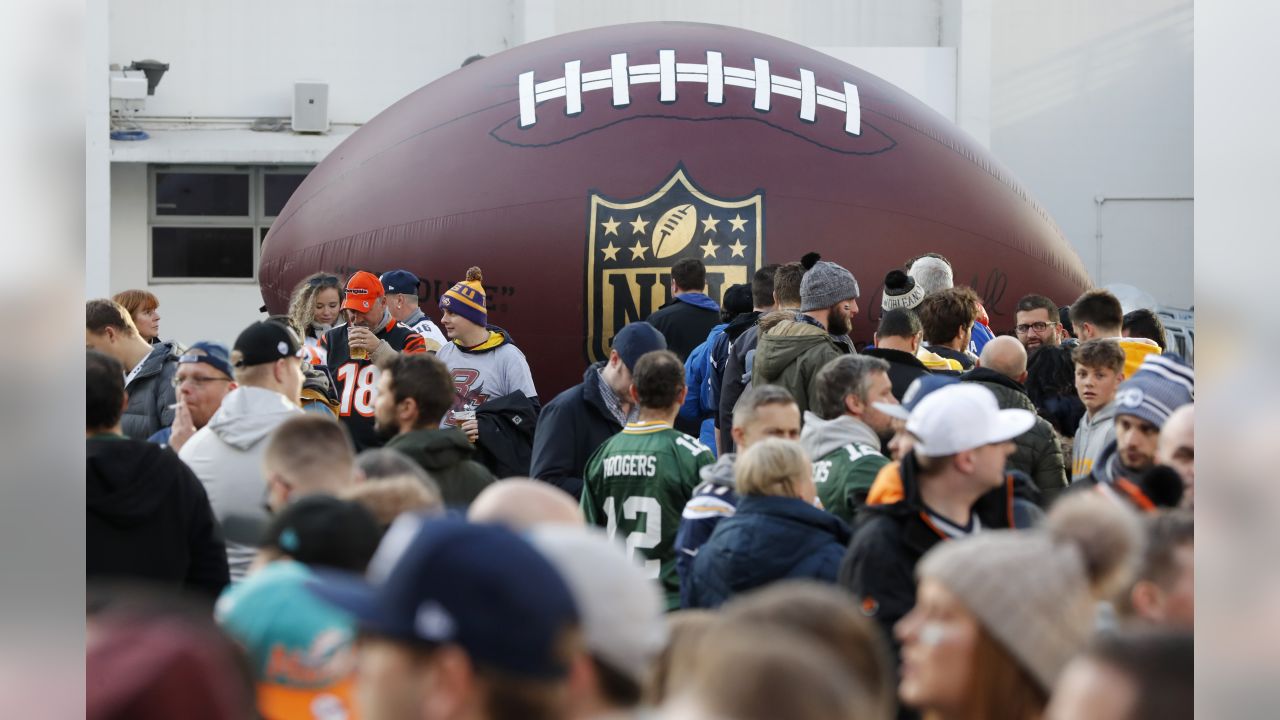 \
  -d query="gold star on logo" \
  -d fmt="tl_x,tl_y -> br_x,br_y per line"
602,216 -> 620,236
629,240 -> 647,260
728,239 -> 748,258
701,214 -> 720,233
630,215 -> 650,235
600,242 -> 620,261
700,239 -> 721,258
728,214 -> 748,232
